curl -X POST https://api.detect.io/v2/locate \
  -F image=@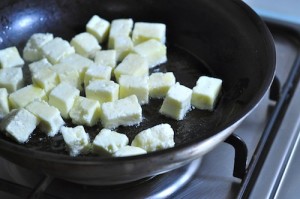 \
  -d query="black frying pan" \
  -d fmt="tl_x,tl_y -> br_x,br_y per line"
0,0 -> 275,185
